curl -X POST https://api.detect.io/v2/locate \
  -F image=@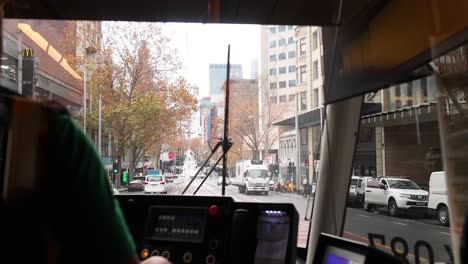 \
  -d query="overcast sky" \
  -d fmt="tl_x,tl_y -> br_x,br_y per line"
162,23 -> 260,98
